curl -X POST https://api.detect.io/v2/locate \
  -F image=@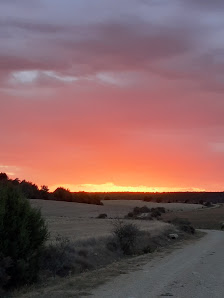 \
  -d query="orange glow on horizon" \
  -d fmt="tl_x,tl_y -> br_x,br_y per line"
49,182 -> 206,193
